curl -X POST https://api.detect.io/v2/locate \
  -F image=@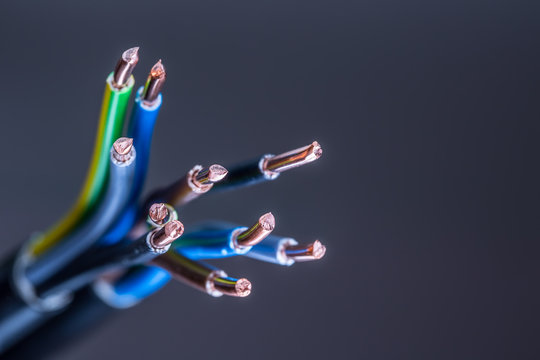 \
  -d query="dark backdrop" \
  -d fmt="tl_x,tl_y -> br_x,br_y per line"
0,1 -> 539,359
